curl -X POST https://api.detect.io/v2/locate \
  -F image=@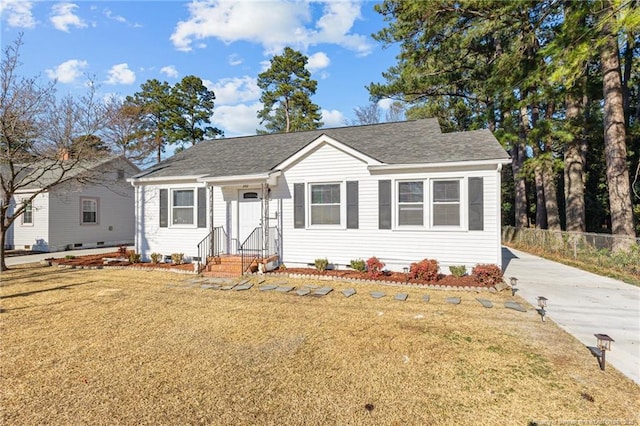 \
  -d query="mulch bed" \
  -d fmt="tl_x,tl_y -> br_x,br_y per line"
271,267 -> 487,288
48,251 -> 195,273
